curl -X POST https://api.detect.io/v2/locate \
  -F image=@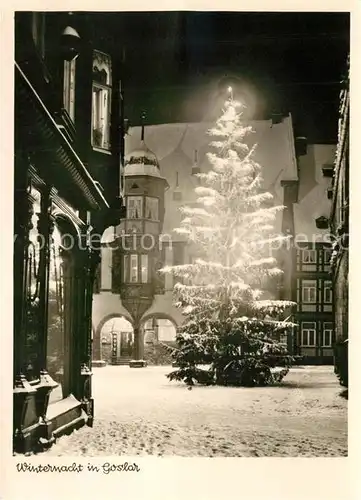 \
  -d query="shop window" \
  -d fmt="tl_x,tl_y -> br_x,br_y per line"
63,58 -> 76,121
23,187 -> 42,381
302,249 -> 316,264
301,280 -> 317,303
323,322 -> 334,347
47,224 -> 67,403
91,50 -> 112,150
301,322 -> 316,347
46,217 -> 78,404
145,197 -> 159,221
323,280 -> 333,304
127,196 -> 143,219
